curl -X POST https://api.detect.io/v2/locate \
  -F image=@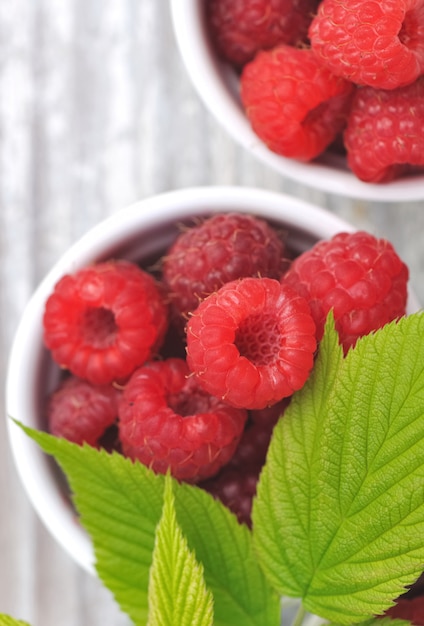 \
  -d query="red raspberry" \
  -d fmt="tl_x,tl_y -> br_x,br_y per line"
162,212 -> 285,328
47,376 -> 120,446
385,596 -> 424,625
309,0 -> 424,90
201,415 -> 280,525
240,44 -> 355,161
201,464 -> 261,526
250,396 -> 290,427
118,358 -> 248,483
281,231 -> 409,352
206,0 -> 320,67
43,260 -> 168,385
186,277 -> 317,410
226,416 -> 276,469
344,78 -> 424,183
